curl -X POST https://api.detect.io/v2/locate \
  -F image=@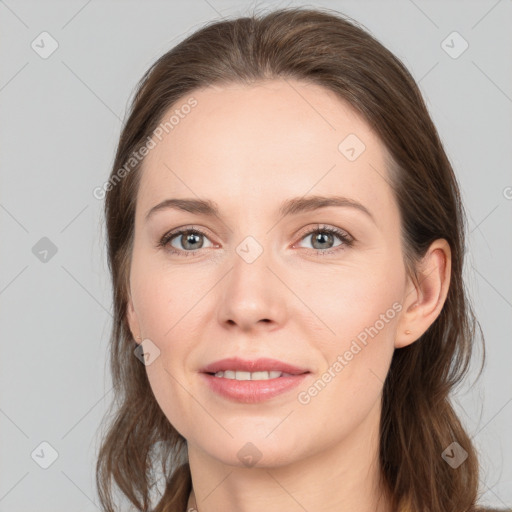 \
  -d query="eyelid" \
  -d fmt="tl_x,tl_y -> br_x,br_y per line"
294,223 -> 352,243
